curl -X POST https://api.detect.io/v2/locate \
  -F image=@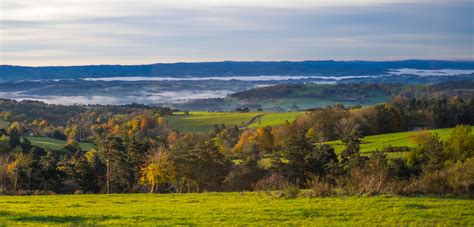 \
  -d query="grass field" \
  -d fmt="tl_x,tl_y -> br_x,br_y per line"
0,193 -> 472,225
167,111 -> 302,133
167,112 -> 262,133
26,136 -> 94,151
325,127 -> 473,158
248,112 -> 303,128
